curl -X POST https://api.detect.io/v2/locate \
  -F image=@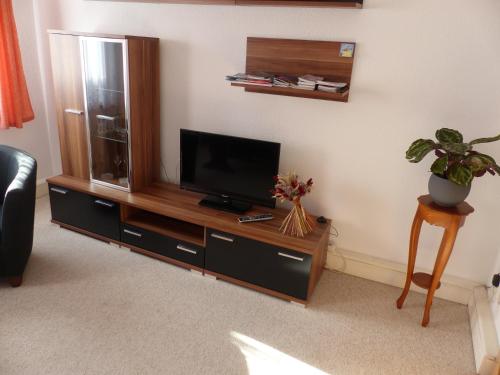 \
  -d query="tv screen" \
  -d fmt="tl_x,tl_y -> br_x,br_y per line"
180,129 -> 281,208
